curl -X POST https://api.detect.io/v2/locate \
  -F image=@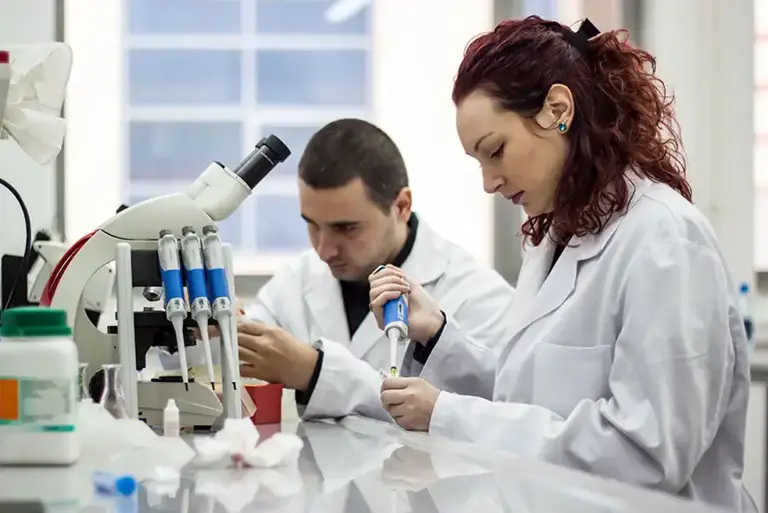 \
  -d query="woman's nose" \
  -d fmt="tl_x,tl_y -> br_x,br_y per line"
482,171 -> 504,195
